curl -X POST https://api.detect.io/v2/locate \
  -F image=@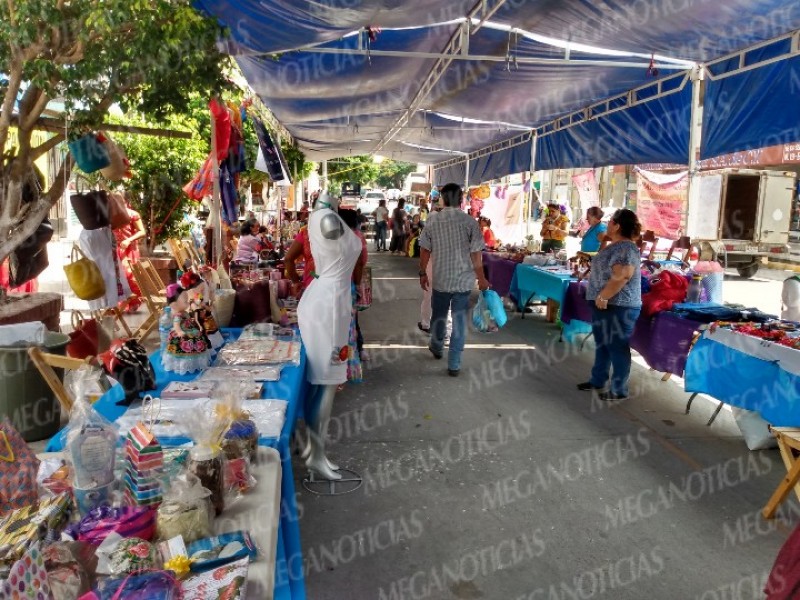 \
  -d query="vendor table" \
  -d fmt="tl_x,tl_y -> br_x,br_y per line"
46,328 -> 308,600
685,328 -> 800,427
482,252 -> 518,299
40,447 -> 282,599
562,281 -> 703,377
509,264 -> 576,319
231,280 -> 272,327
